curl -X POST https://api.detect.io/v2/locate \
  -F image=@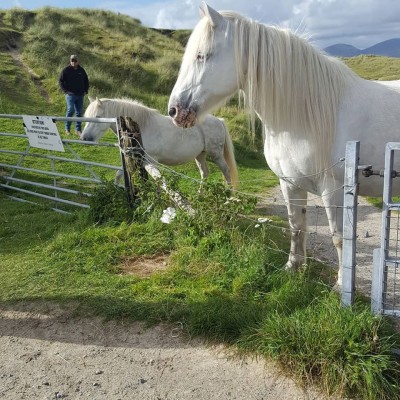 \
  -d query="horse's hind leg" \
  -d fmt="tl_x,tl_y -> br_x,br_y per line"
280,179 -> 308,270
211,155 -> 231,186
195,152 -> 209,191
